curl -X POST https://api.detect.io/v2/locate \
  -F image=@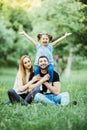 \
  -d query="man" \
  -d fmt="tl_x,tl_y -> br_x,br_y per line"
28,56 -> 61,105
